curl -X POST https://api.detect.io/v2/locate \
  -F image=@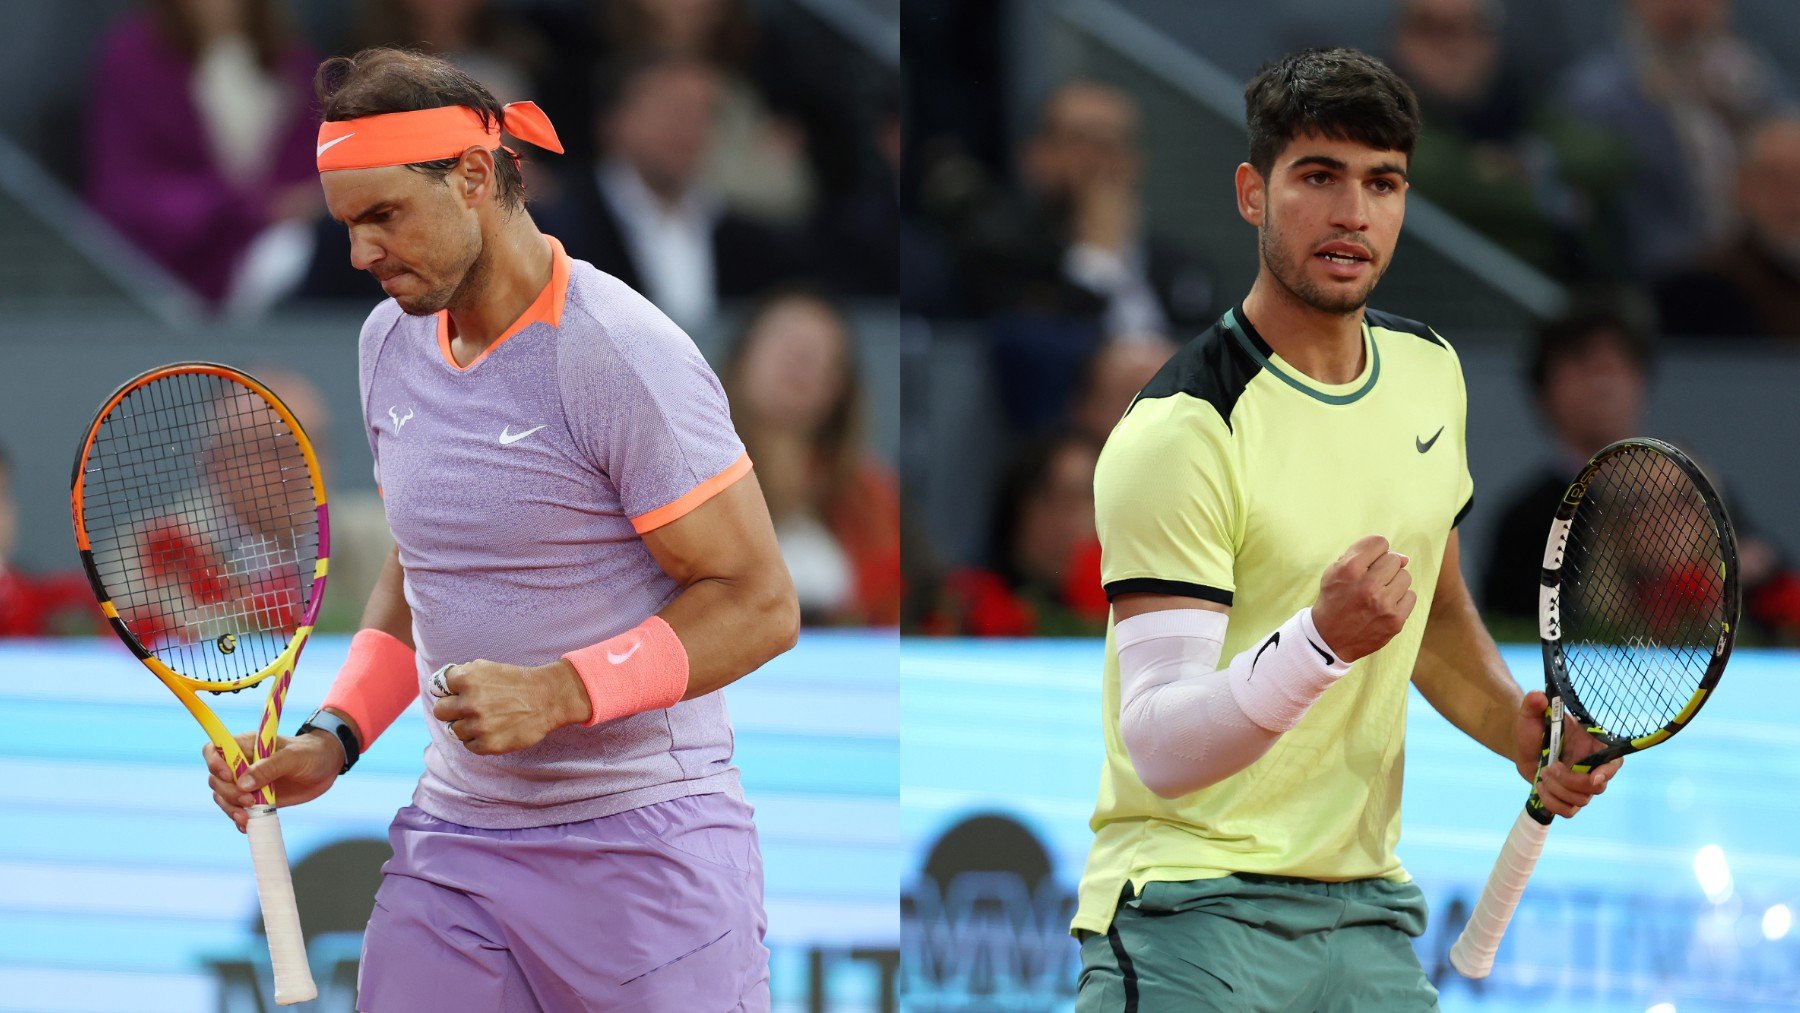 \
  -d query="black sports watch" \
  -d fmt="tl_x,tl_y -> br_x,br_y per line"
296,709 -> 361,774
